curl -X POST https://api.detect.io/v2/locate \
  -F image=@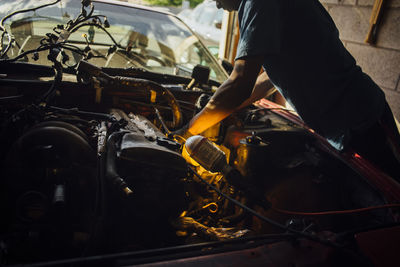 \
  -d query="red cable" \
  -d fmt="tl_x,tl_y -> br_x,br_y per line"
271,203 -> 400,216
